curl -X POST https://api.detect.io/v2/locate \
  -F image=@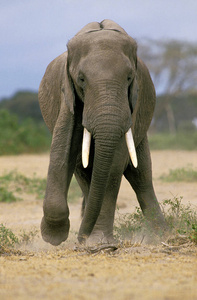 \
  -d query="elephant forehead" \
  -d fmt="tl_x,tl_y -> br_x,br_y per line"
68,30 -> 135,58
75,19 -> 128,36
